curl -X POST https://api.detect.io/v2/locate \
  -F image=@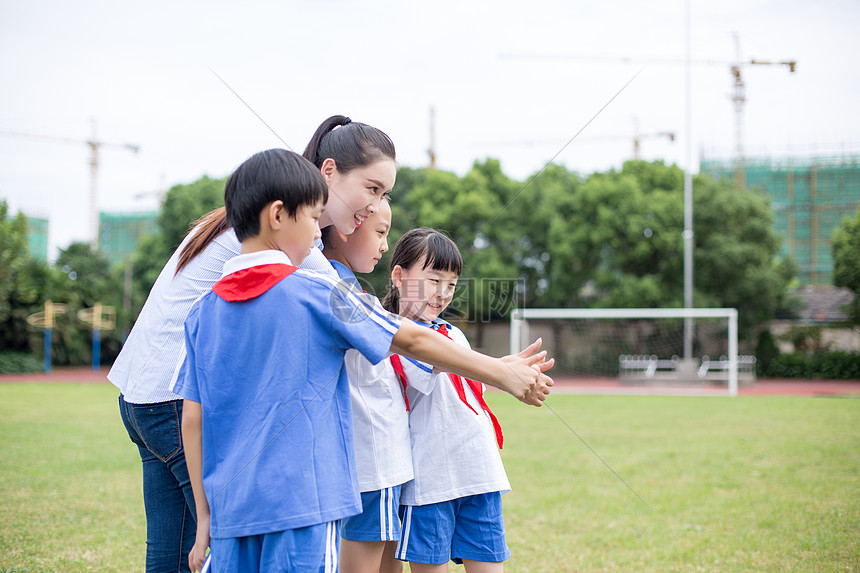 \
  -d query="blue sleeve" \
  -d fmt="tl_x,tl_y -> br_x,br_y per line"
327,279 -> 401,365
172,303 -> 201,403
